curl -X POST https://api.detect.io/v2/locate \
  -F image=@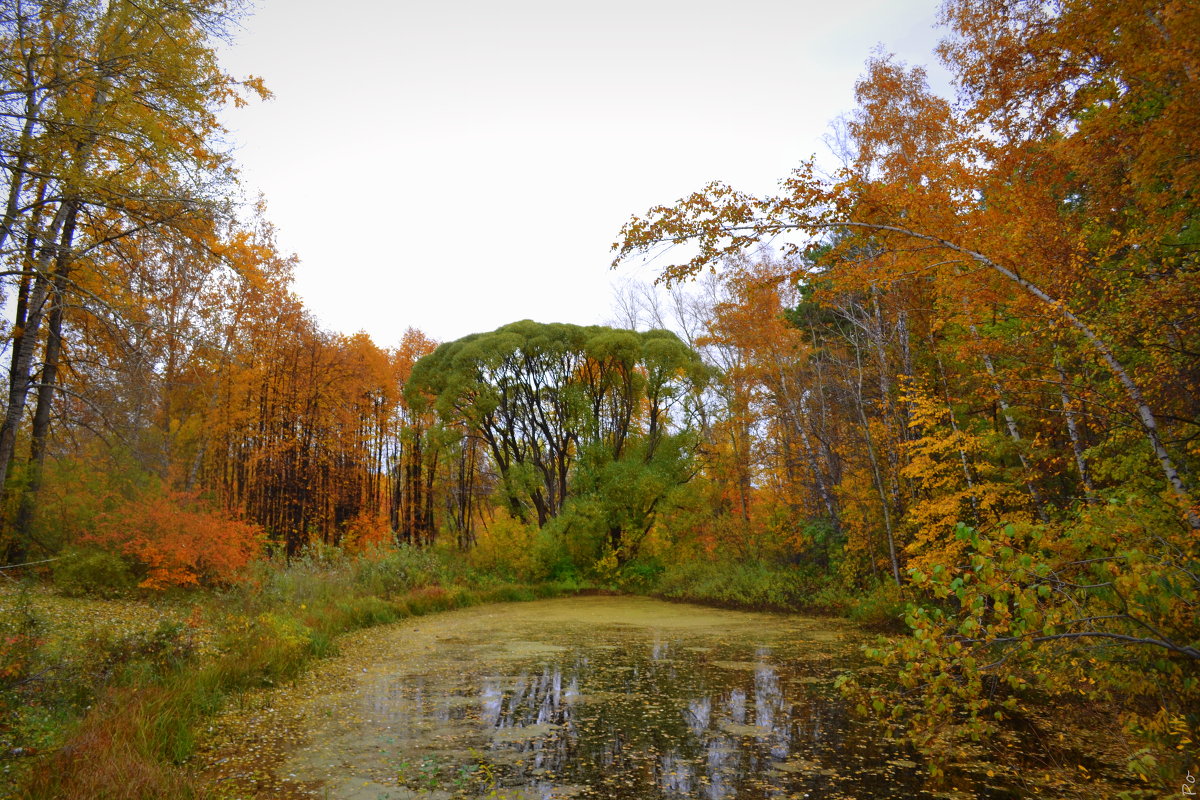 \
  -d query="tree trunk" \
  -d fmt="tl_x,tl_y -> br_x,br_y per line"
1054,353 -> 1096,502
850,345 -> 901,585
12,213 -> 77,543
968,321 -> 1049,522
0,202 -> 75,555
